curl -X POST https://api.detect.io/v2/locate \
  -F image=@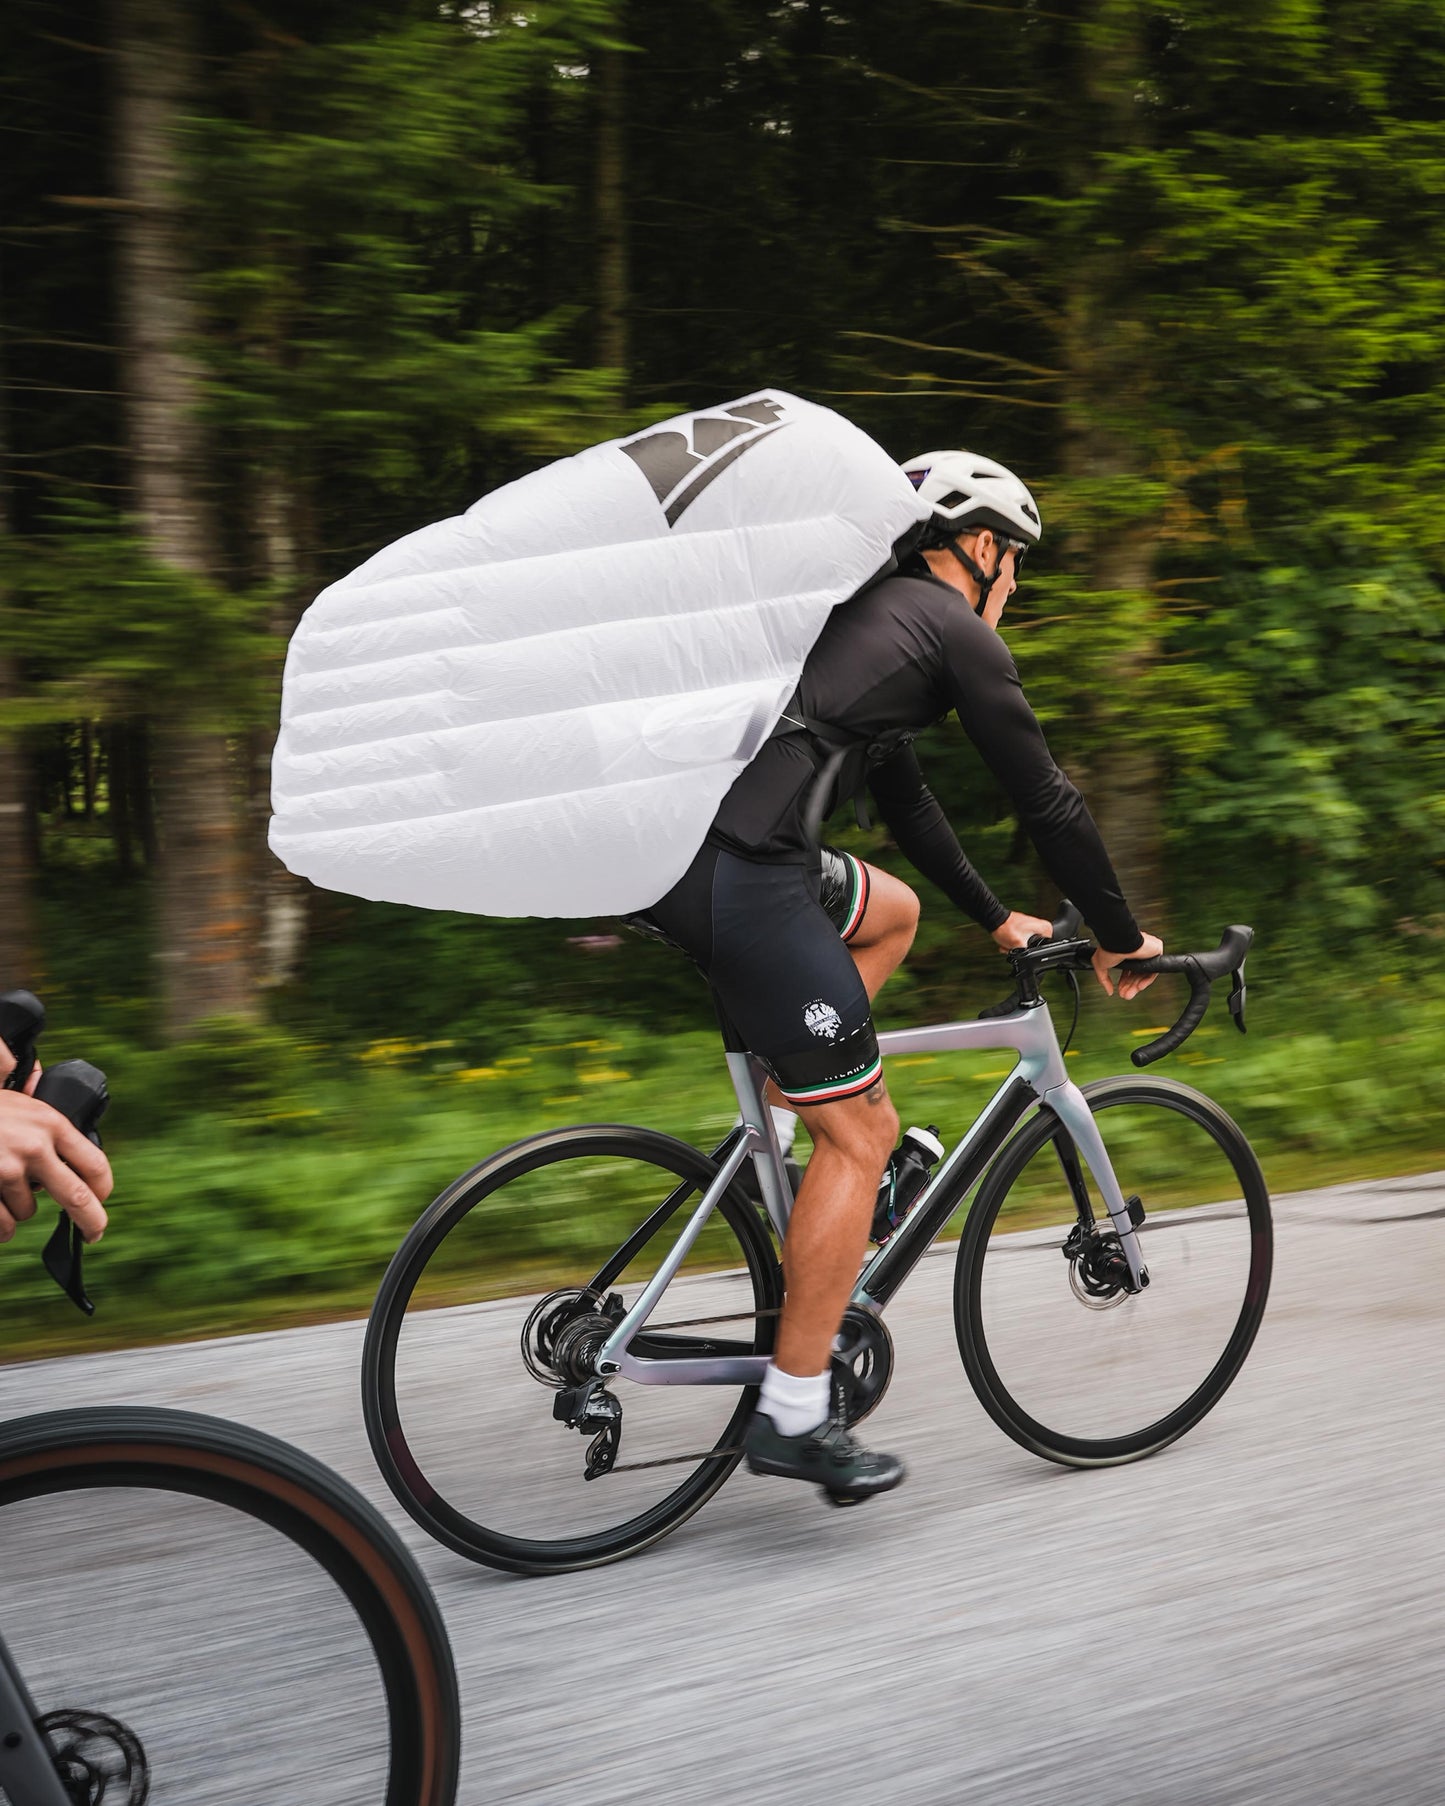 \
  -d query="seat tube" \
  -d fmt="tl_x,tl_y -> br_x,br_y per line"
727,1051 -> 792,1240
